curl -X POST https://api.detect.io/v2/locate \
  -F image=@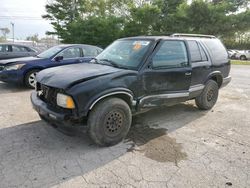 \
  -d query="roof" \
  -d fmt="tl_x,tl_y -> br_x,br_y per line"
120,33 -> 217,41
56,44 -> 102,49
